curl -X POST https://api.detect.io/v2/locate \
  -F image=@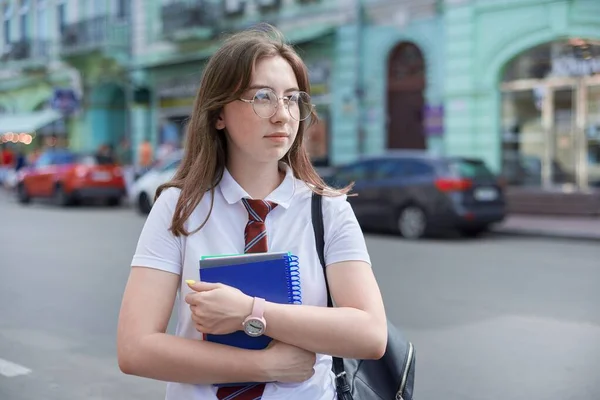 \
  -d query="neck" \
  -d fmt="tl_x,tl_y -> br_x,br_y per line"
227,157 -> 283,200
